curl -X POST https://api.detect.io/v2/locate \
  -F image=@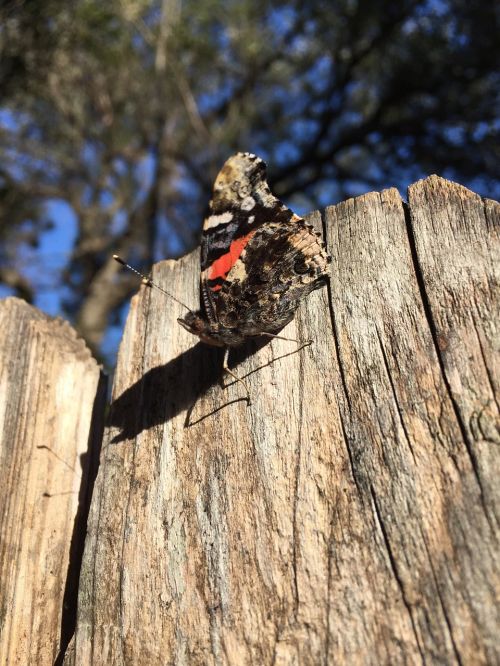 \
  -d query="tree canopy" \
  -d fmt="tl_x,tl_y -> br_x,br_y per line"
1,0 -> 498,361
